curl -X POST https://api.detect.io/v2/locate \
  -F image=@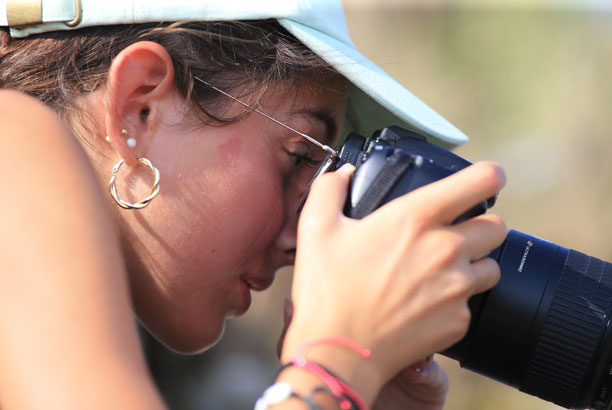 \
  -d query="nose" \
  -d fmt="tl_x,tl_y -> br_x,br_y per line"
275,220 -> 297,260
274,174 -> 311,260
